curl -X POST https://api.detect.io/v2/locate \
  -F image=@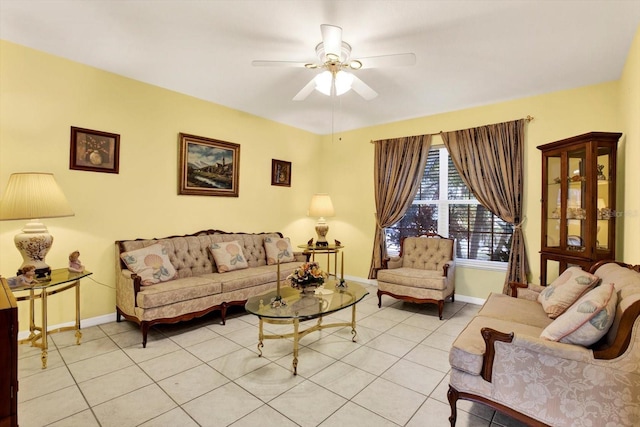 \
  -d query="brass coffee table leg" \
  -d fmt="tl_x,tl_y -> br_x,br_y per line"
351,304 -> 358,342
257,318 -> 264,356
292,318 -> 299,375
